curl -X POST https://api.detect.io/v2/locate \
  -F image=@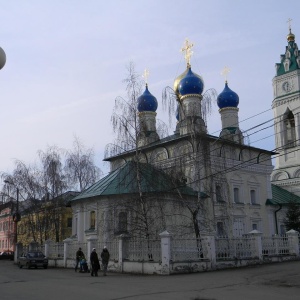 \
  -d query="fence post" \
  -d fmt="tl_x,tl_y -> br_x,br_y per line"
202,235 -> 216,269
63,238 -> 73,268
248,230 -> 263,261
44,240 -> 52,258
286,229 -> 299,256
87,236 -> 98,268
159,230 -> 171,275
118,234 -> 129,272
